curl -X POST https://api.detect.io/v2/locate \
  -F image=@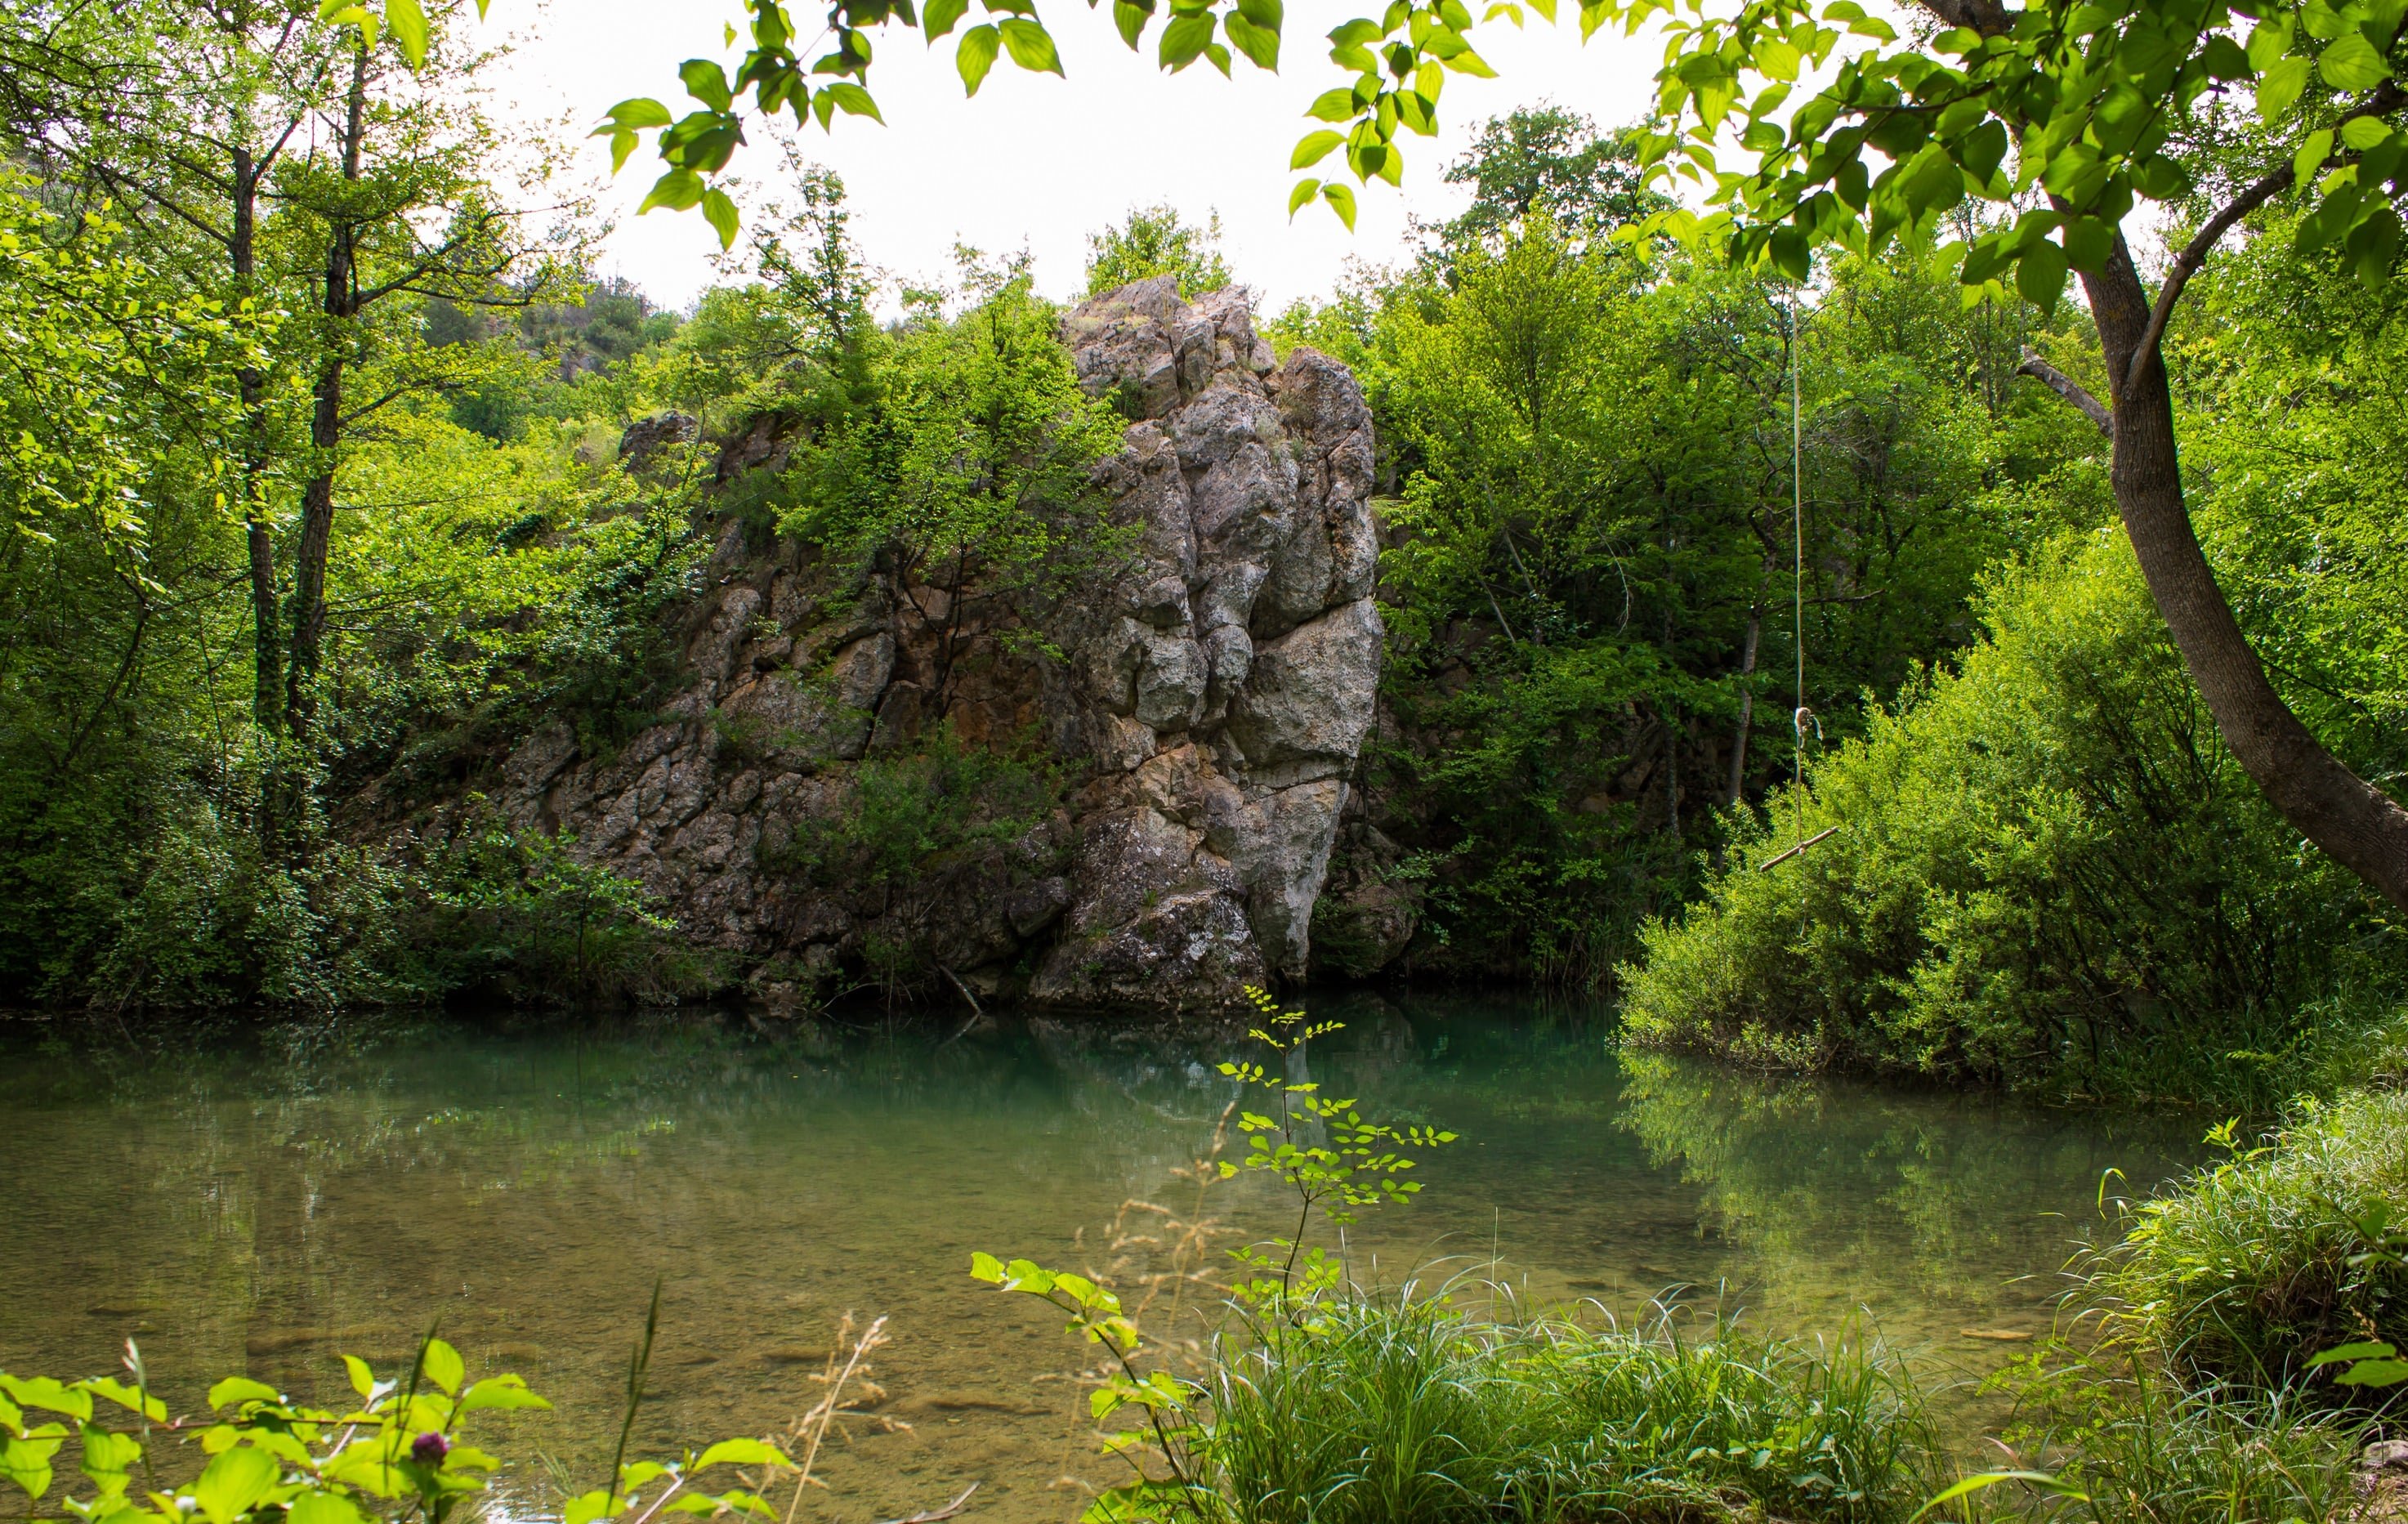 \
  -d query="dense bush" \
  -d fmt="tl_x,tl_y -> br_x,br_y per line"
2097,1088 -> 2408,1392
1619,531 -> 2397,1102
